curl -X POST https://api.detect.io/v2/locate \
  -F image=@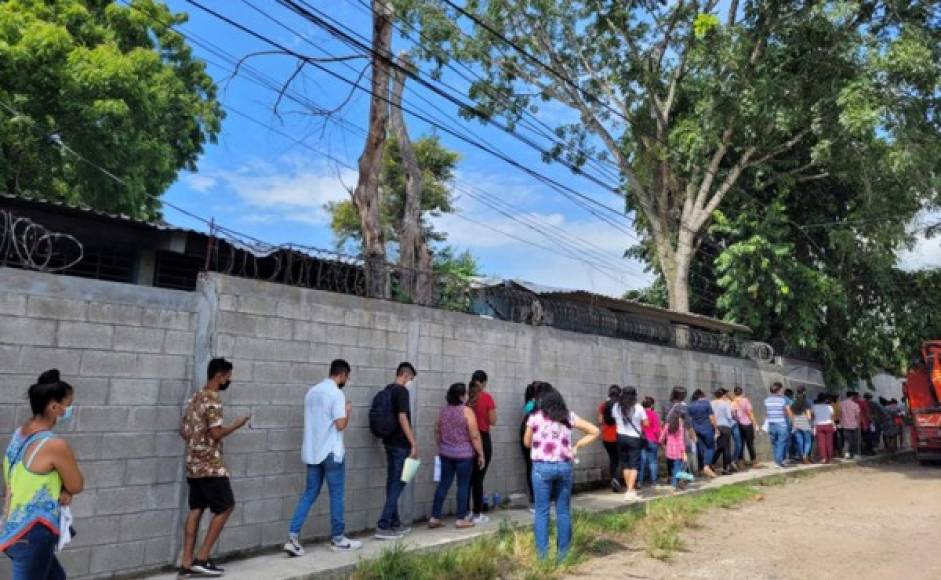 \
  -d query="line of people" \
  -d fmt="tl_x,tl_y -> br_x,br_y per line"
3,361 -> 909,579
